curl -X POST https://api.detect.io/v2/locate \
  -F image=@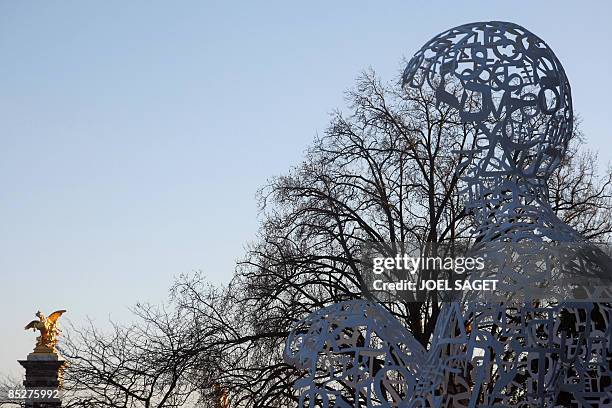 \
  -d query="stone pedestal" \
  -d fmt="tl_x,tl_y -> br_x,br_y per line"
18,353 -> 66,408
